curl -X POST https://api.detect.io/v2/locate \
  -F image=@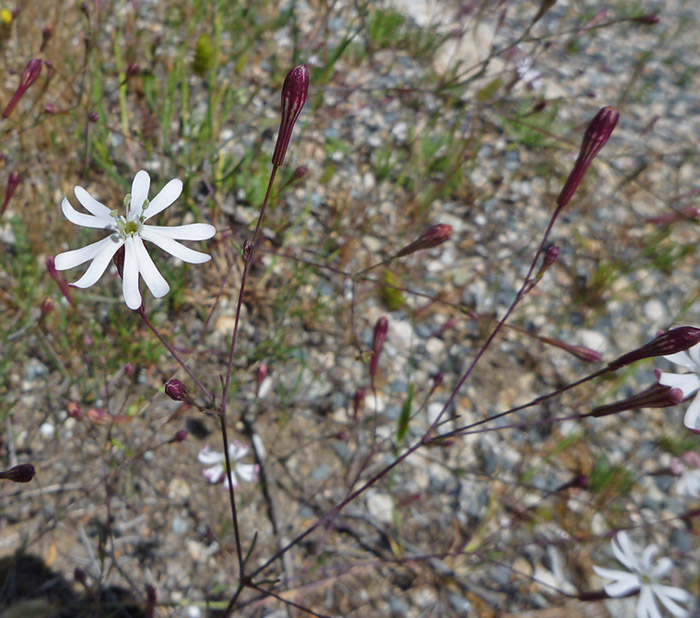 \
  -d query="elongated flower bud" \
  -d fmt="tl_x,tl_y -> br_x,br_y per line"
0,463 -> 36,483
535,244 -> 559,278
272,65 -> 309,167
591,383 -> 684,417
557,106 -> 619,208
164,379 -> 188,401
395,224 -> 453,258
608,326 -> 700,370
2,59 -> 43,119
46,256 -> 75,307
369,317 -> 389,387
0,171 -> 20,217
